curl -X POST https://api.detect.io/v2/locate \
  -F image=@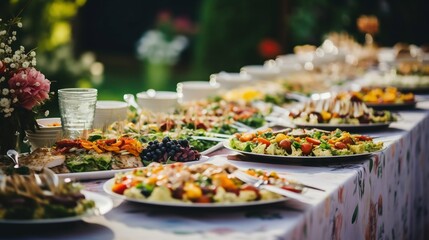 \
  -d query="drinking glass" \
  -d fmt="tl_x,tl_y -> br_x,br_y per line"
58,88 -> 97,139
